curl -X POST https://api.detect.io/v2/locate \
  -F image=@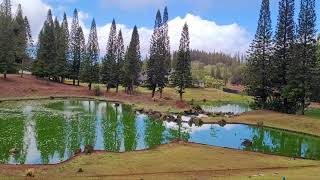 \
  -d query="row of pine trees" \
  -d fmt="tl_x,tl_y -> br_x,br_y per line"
246,0 -> 318,114
0,0 -> 192,100
0,1 -> 33,78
